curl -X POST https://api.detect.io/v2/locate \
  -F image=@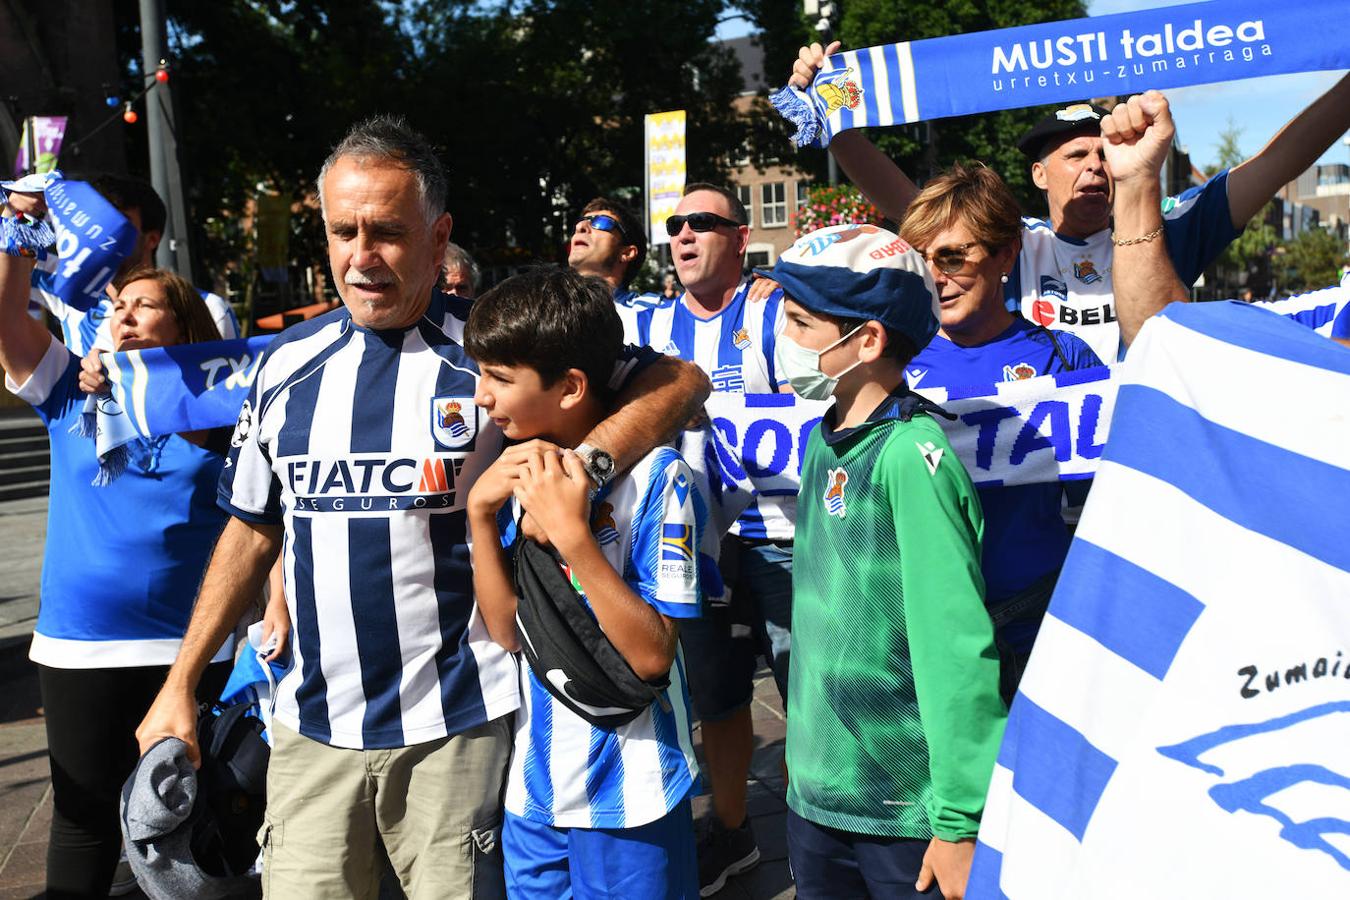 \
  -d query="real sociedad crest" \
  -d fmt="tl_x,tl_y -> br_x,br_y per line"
823,467 -> 848,519
1002,361 -> 1037,381
593,502 -> 620,546
431,396 -> 477,448
815,67 -> 864,115
1054,103 -> 1100,123
732,328 -> 753,351
1073,259 -> 1103,284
